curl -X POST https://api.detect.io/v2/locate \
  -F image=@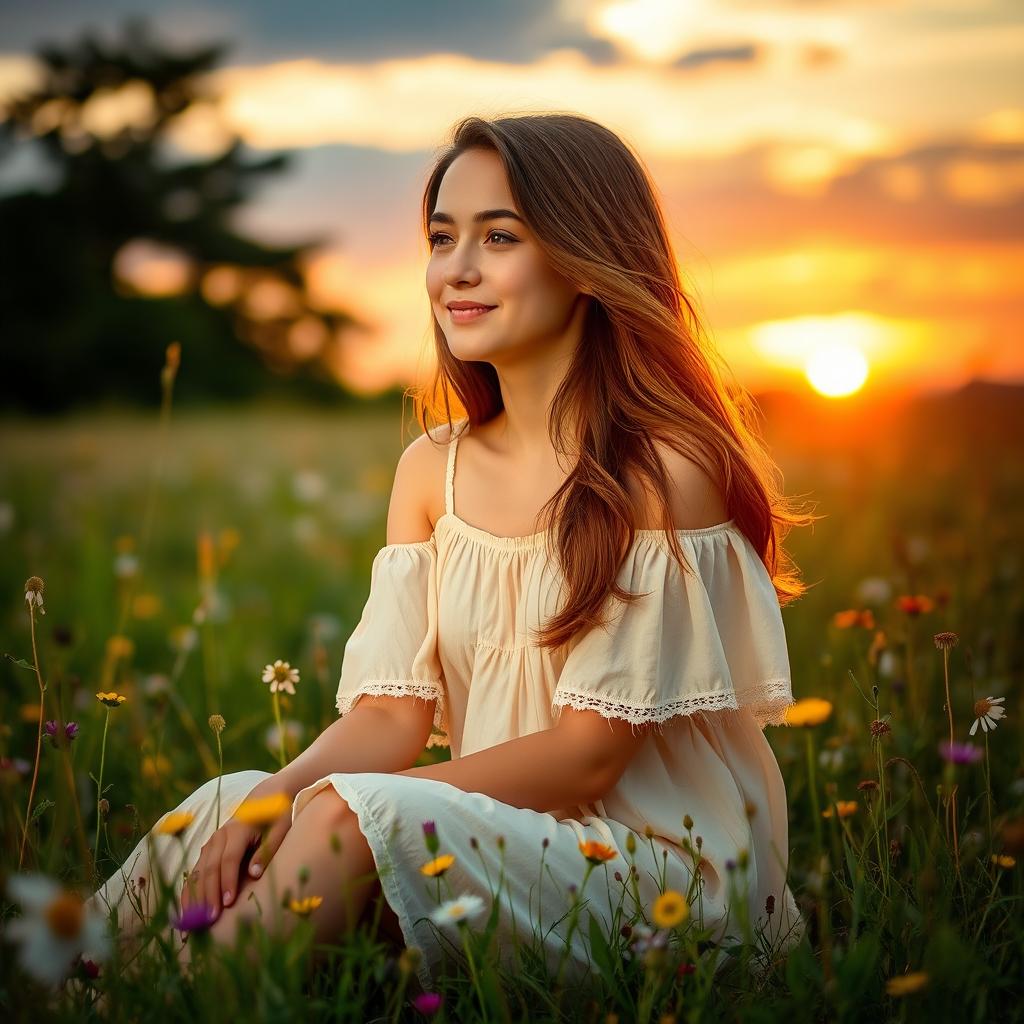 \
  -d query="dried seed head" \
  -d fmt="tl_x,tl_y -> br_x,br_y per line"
24,576 -> 46,614
857,779 -> 879,792
682,814 -> 694,831
933,631 -> 959,651
765,893 -> 775,915
208,714 -> 226,735
870,719 -> 892,738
